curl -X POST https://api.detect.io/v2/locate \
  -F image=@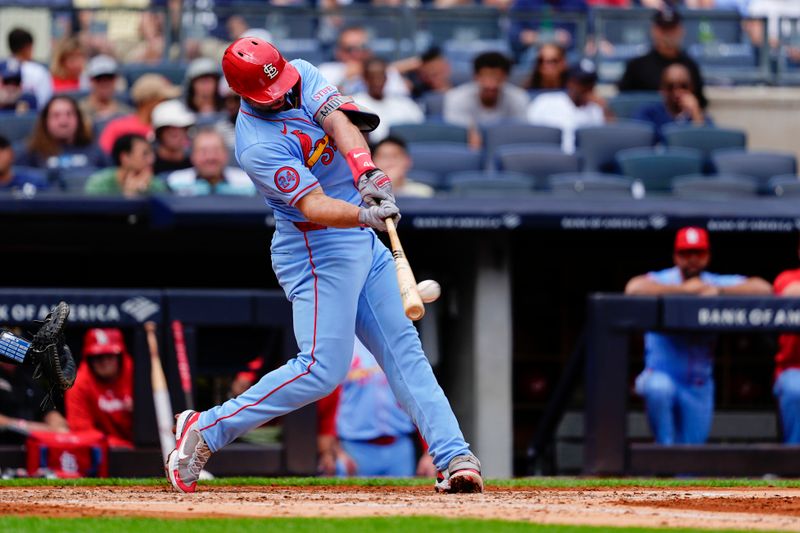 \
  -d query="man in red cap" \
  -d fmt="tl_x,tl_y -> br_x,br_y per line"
166,37 -> 482,494
625,227 -> 770,444
66,328 -> 134,448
